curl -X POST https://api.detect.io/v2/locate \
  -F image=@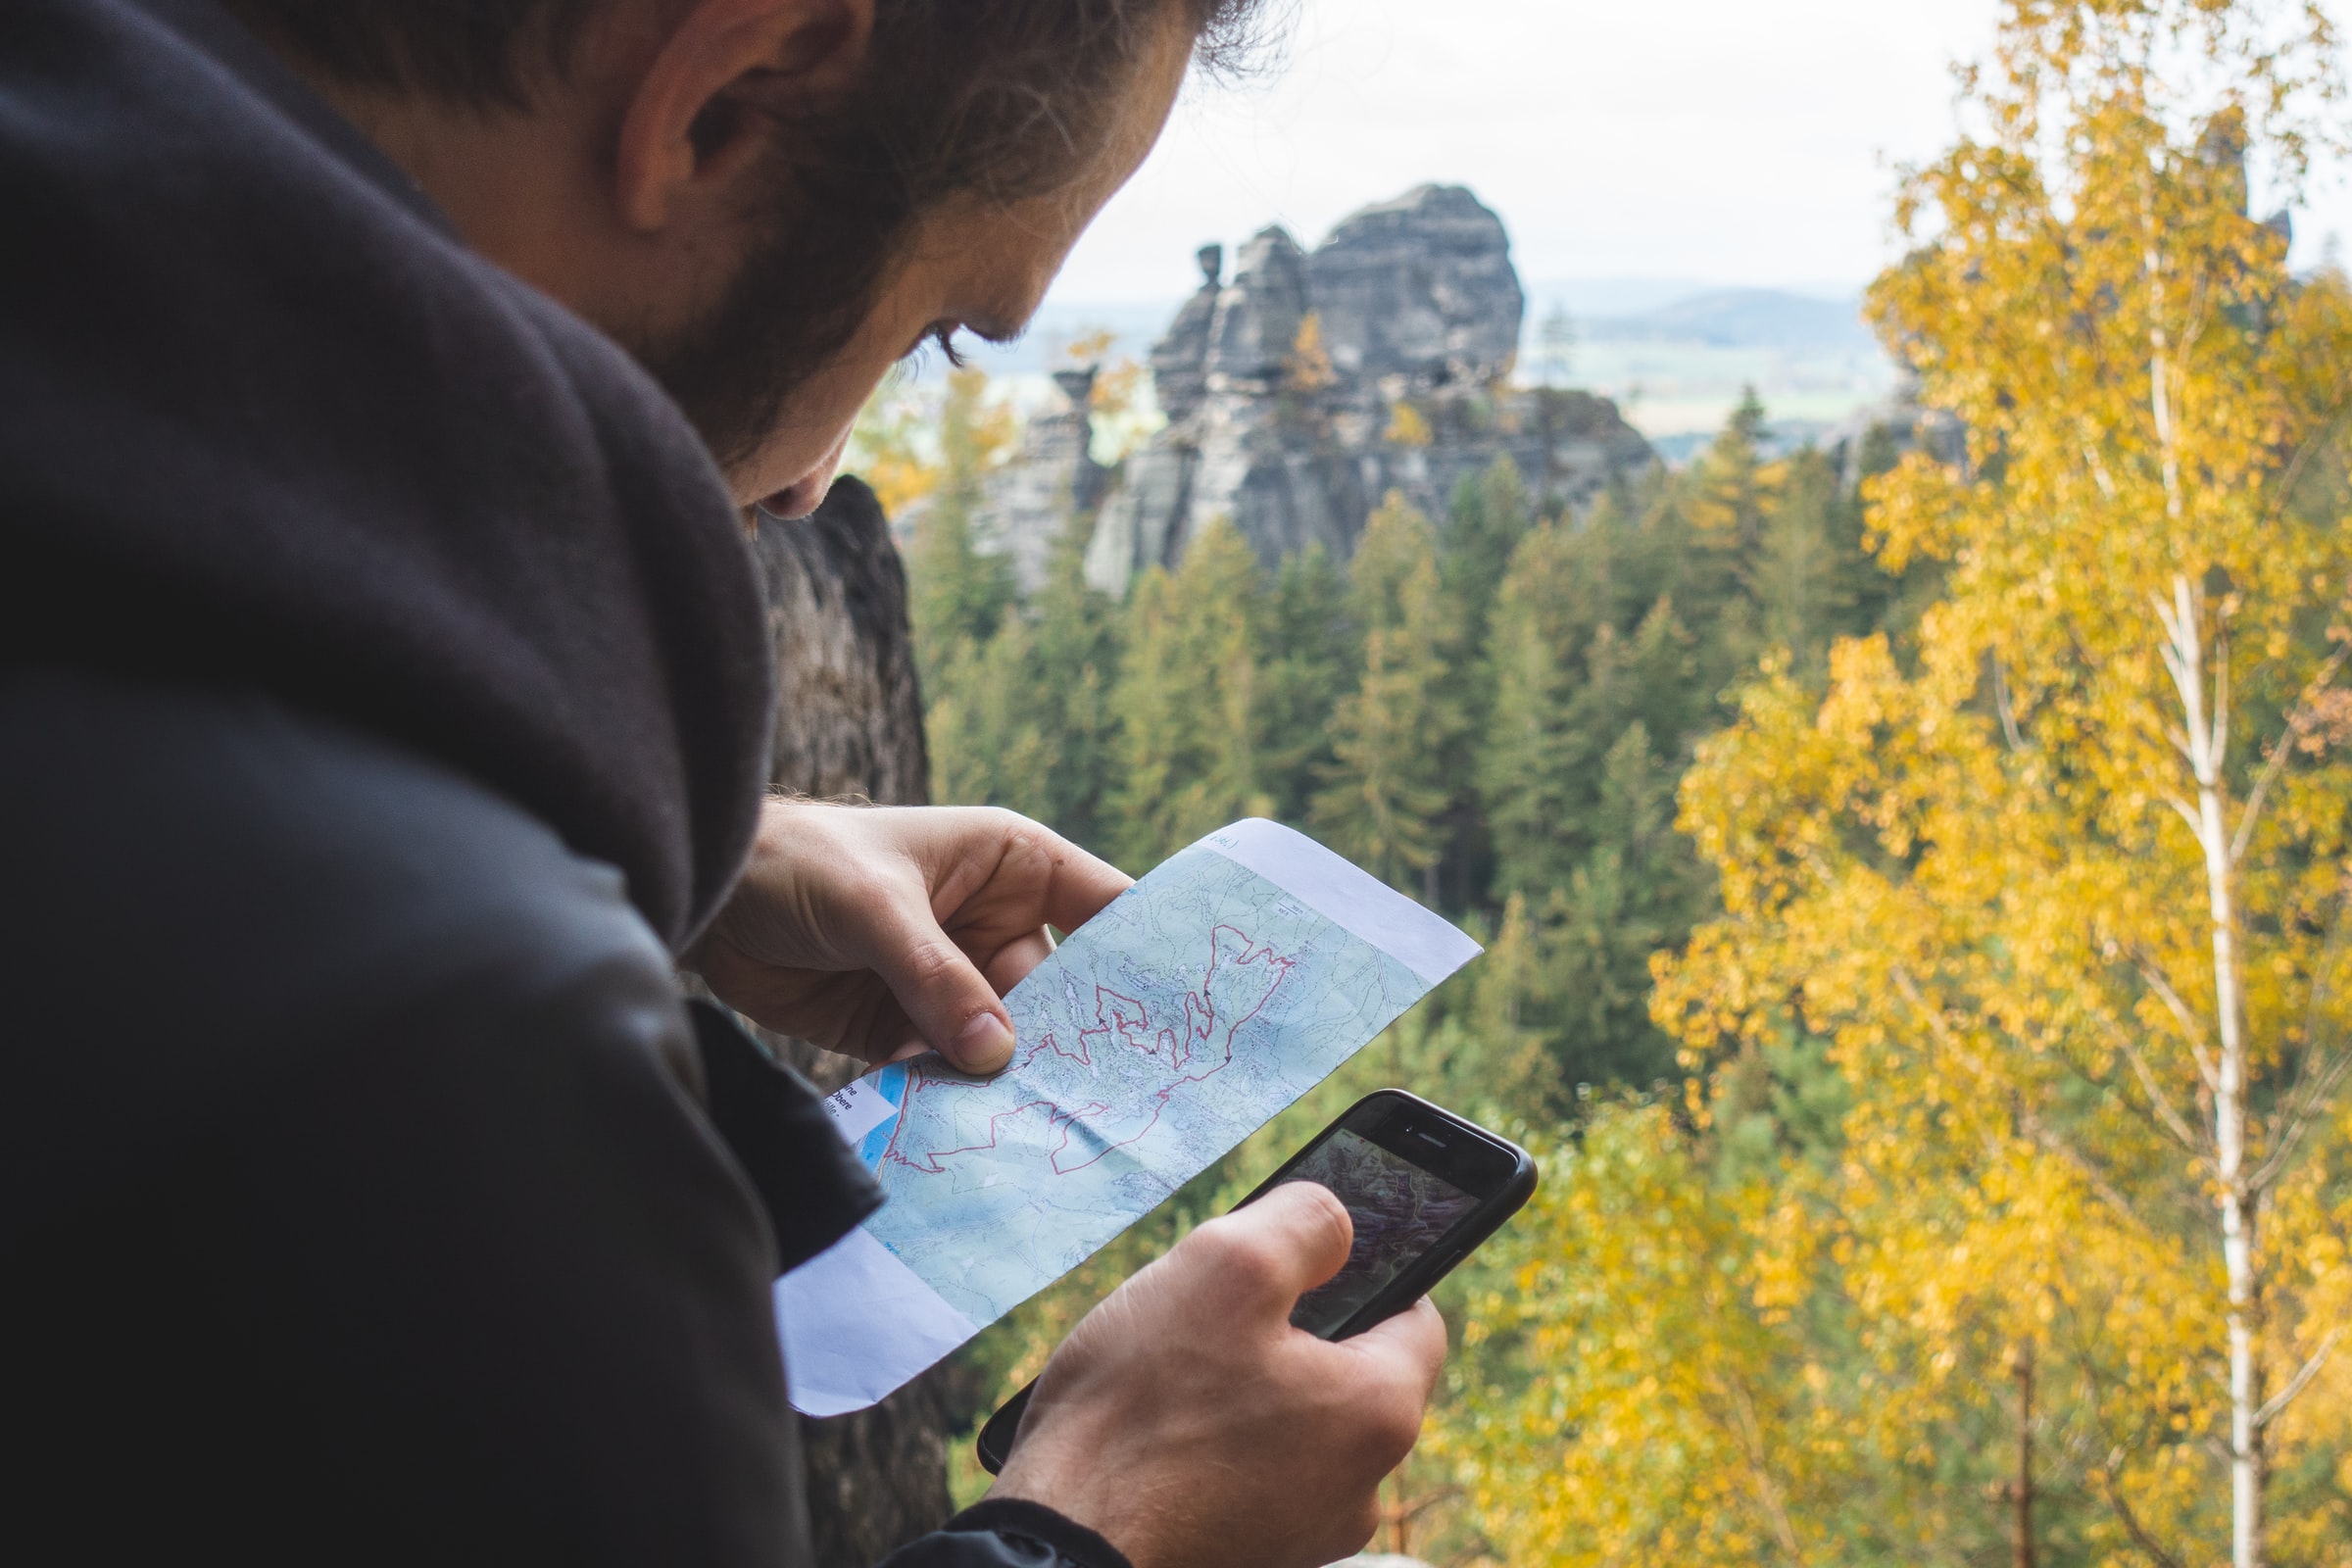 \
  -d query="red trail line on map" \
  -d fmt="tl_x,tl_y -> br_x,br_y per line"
881,923 -> 1296,1178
